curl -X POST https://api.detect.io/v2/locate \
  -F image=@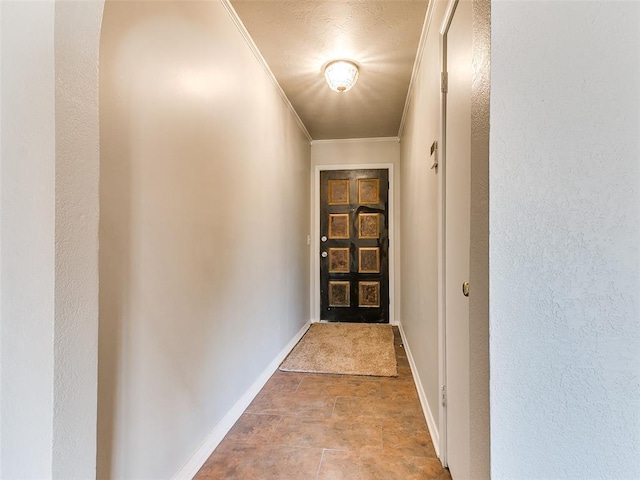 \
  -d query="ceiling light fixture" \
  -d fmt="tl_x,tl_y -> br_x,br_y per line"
324,60 -> 359,93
